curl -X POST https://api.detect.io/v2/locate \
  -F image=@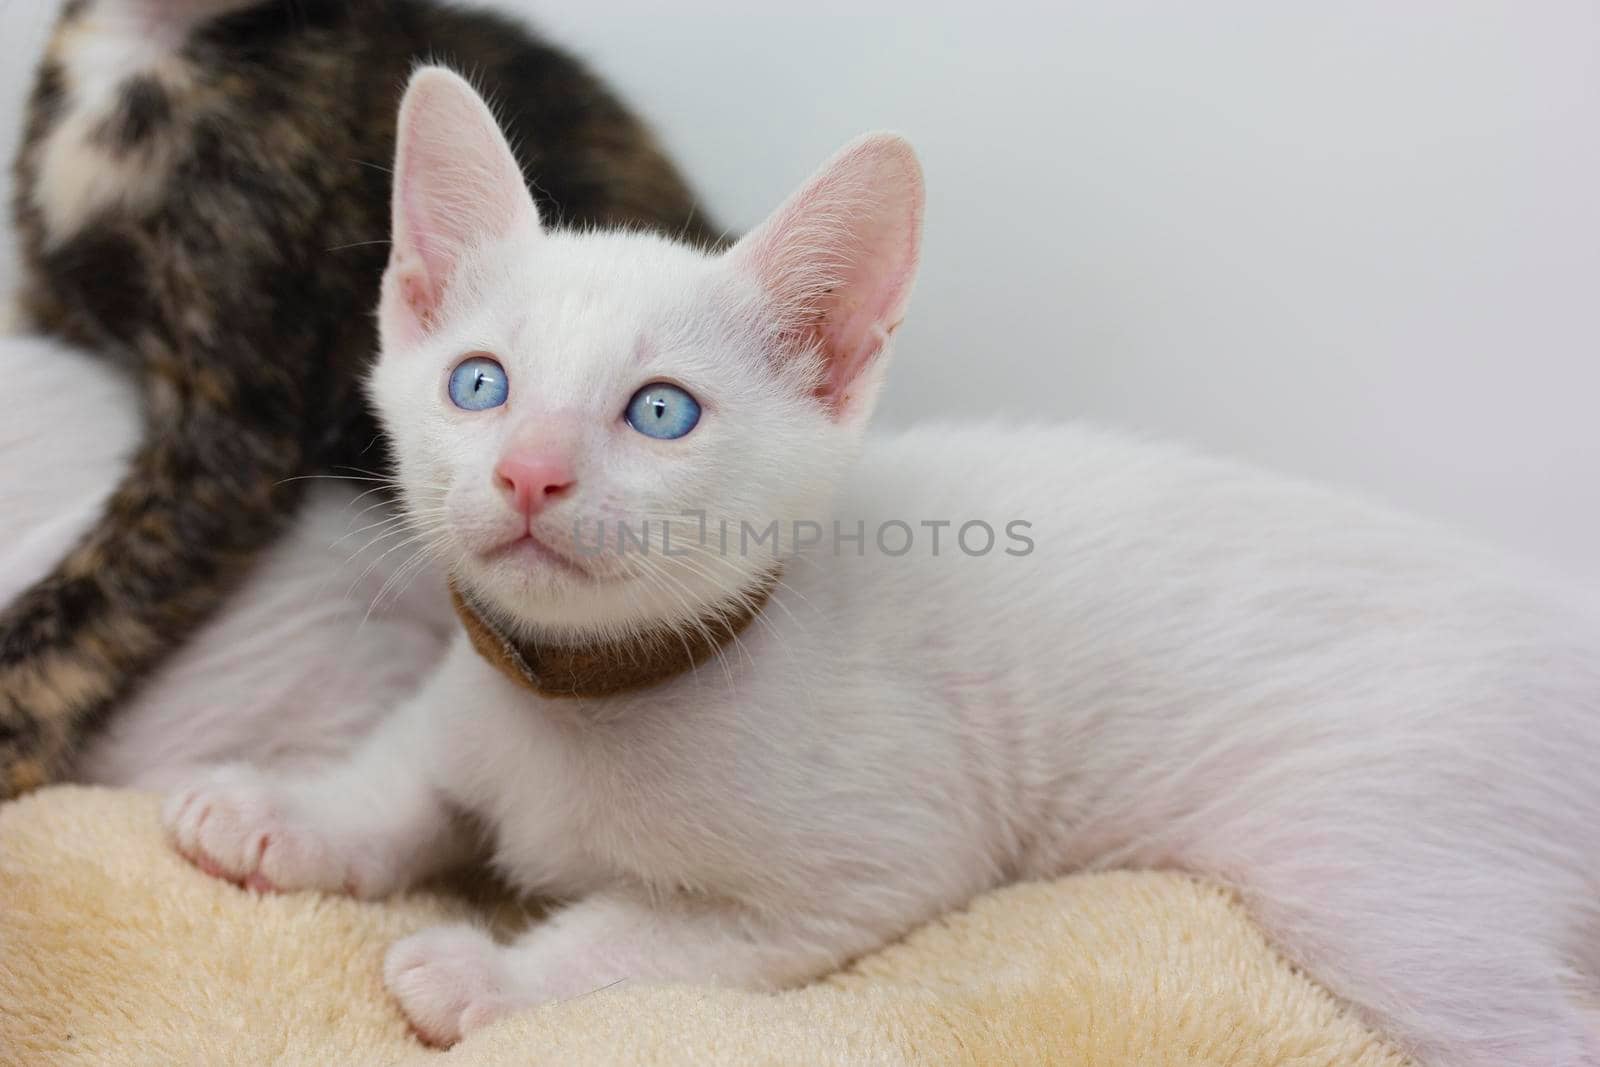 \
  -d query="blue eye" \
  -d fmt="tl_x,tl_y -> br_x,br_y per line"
447,354 -> 509,411
625,382 -> 701,440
